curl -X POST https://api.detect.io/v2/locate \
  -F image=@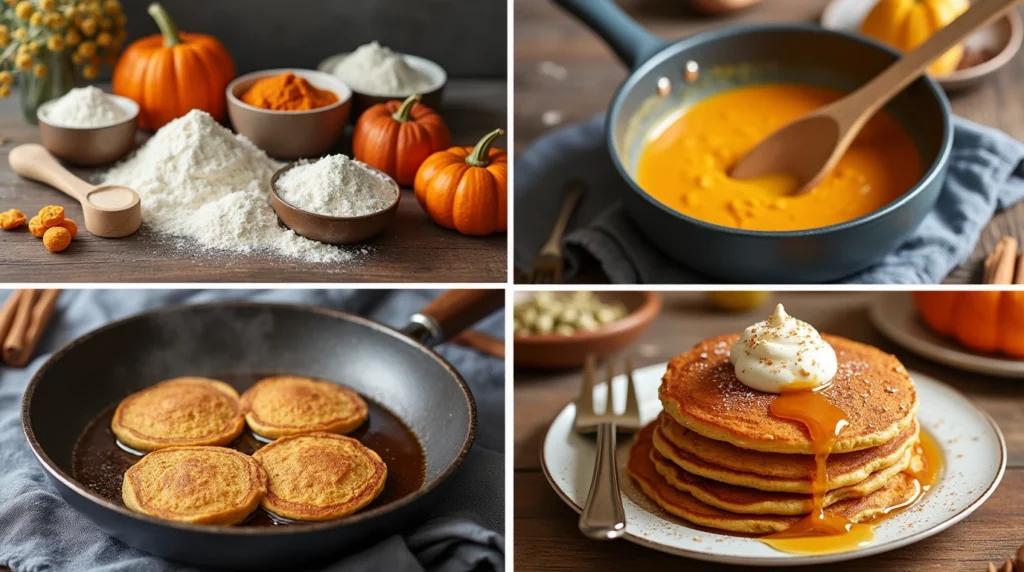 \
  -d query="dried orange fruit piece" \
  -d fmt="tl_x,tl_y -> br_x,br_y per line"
0,208 -> 25,230
28,215 -> 46,237
43,226 -> 71,252
58,218 -> 78,238
37,205 -> 64,228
